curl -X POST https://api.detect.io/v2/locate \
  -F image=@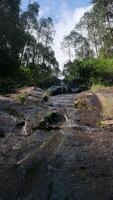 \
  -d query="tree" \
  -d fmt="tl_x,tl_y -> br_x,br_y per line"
62,0 -> 113,86
0,0 -> 60,82
61,35 -> 73,61
91,0 -> 113,57
0,0 -> 24,77
20,2 -> 40,65
20,2 -> 58,77
62,30 -> 93,61
36,17 -> 55,47
70,30 -> 93,59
